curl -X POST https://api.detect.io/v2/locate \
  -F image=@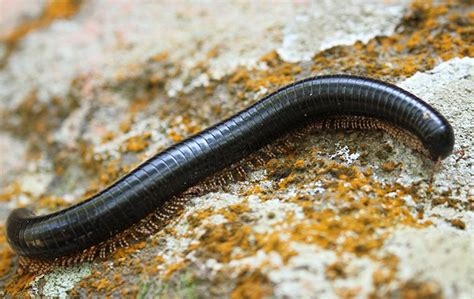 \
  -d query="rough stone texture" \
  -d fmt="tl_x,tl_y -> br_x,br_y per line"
398,58 -> 474,199
0,133 -> 27,187
0,0 -> 409,109
0,1 -> 296,108
277,0 -> 408,62
0,1 -> 473,298
384,227 -> 474,299
29,265 -> 91,298
0,0 -> 45,36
